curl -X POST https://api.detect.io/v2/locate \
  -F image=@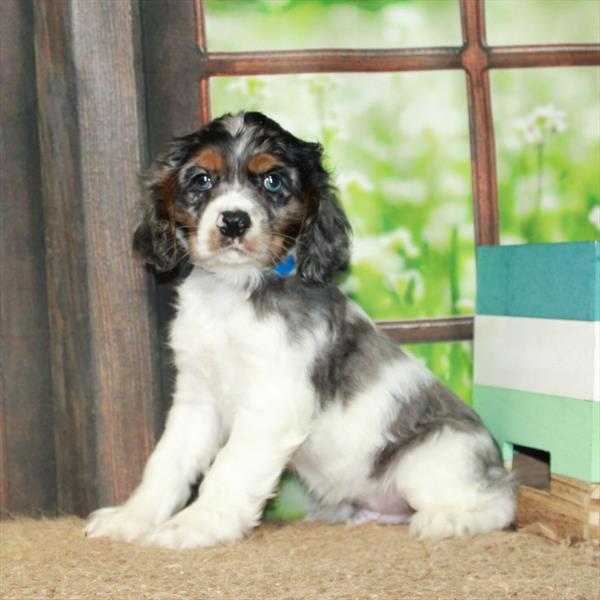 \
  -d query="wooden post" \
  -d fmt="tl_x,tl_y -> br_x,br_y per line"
32,0 -> 160,515
0,0 -> 56,517
140,0 -> 205,425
